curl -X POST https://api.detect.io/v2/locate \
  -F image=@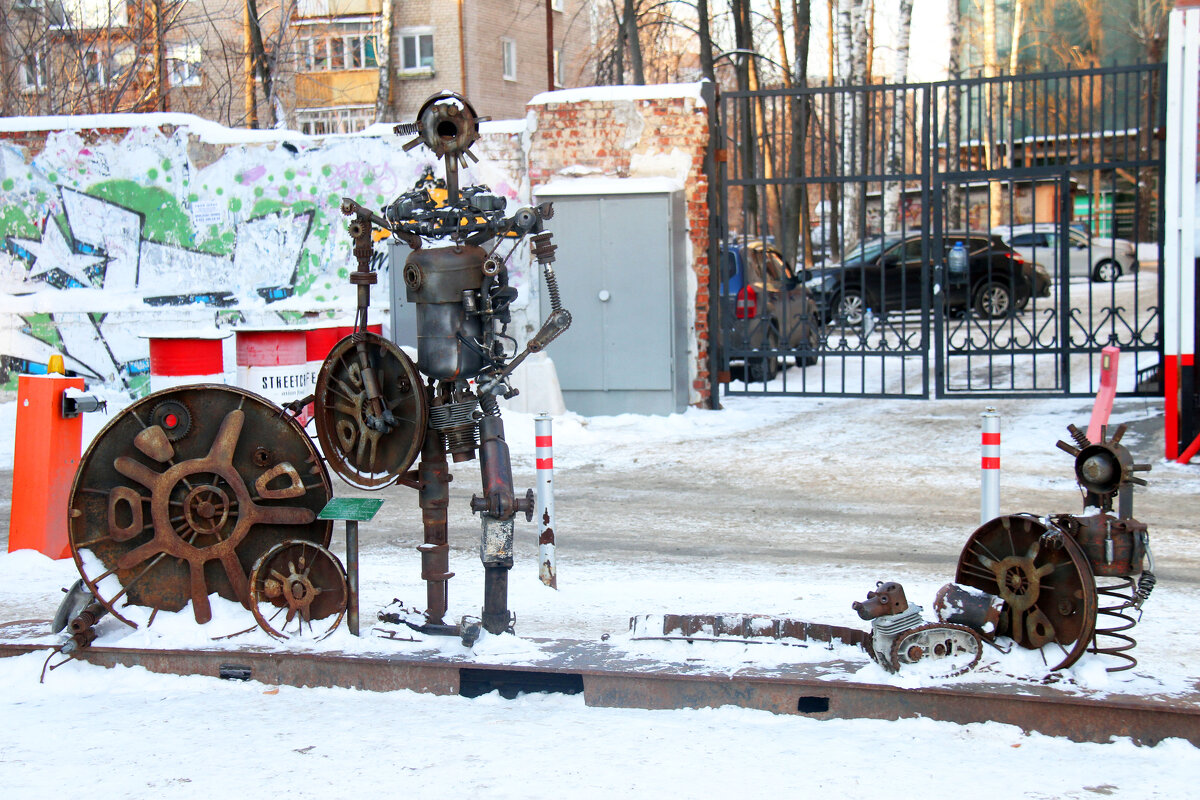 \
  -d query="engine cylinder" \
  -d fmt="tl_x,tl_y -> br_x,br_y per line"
405,245 -> 487,380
